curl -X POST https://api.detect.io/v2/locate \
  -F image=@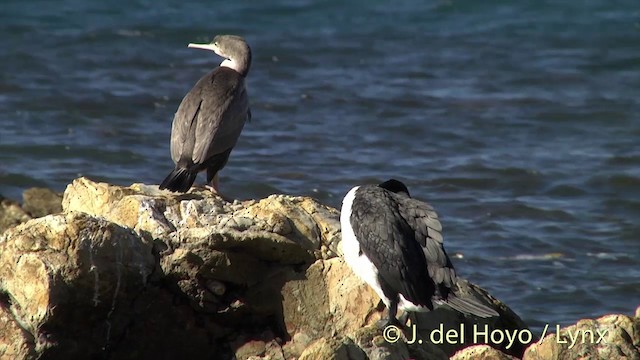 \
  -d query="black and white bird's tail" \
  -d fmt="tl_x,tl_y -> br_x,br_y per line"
159,167 -> 197,193
444,293 -> 499,318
